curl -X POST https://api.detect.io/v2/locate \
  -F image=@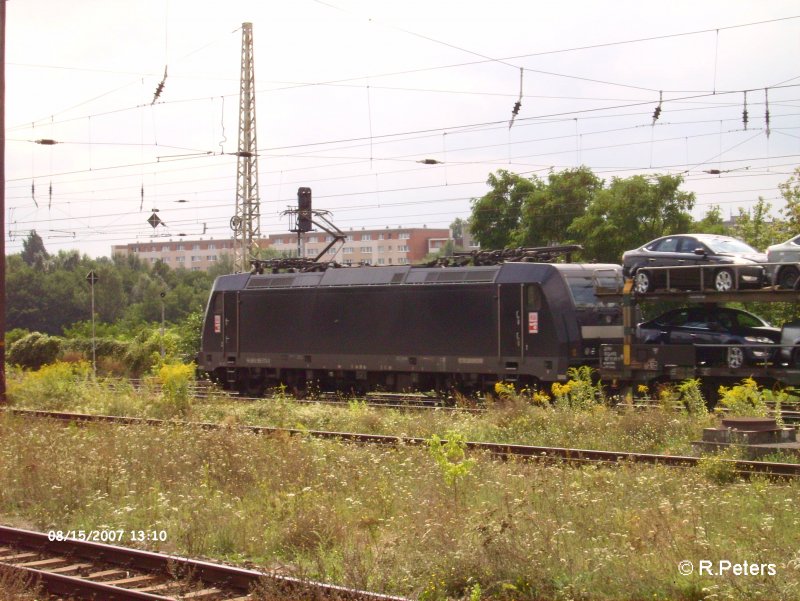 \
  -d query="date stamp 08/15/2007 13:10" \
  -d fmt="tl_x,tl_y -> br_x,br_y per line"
47,529 -> 167,544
